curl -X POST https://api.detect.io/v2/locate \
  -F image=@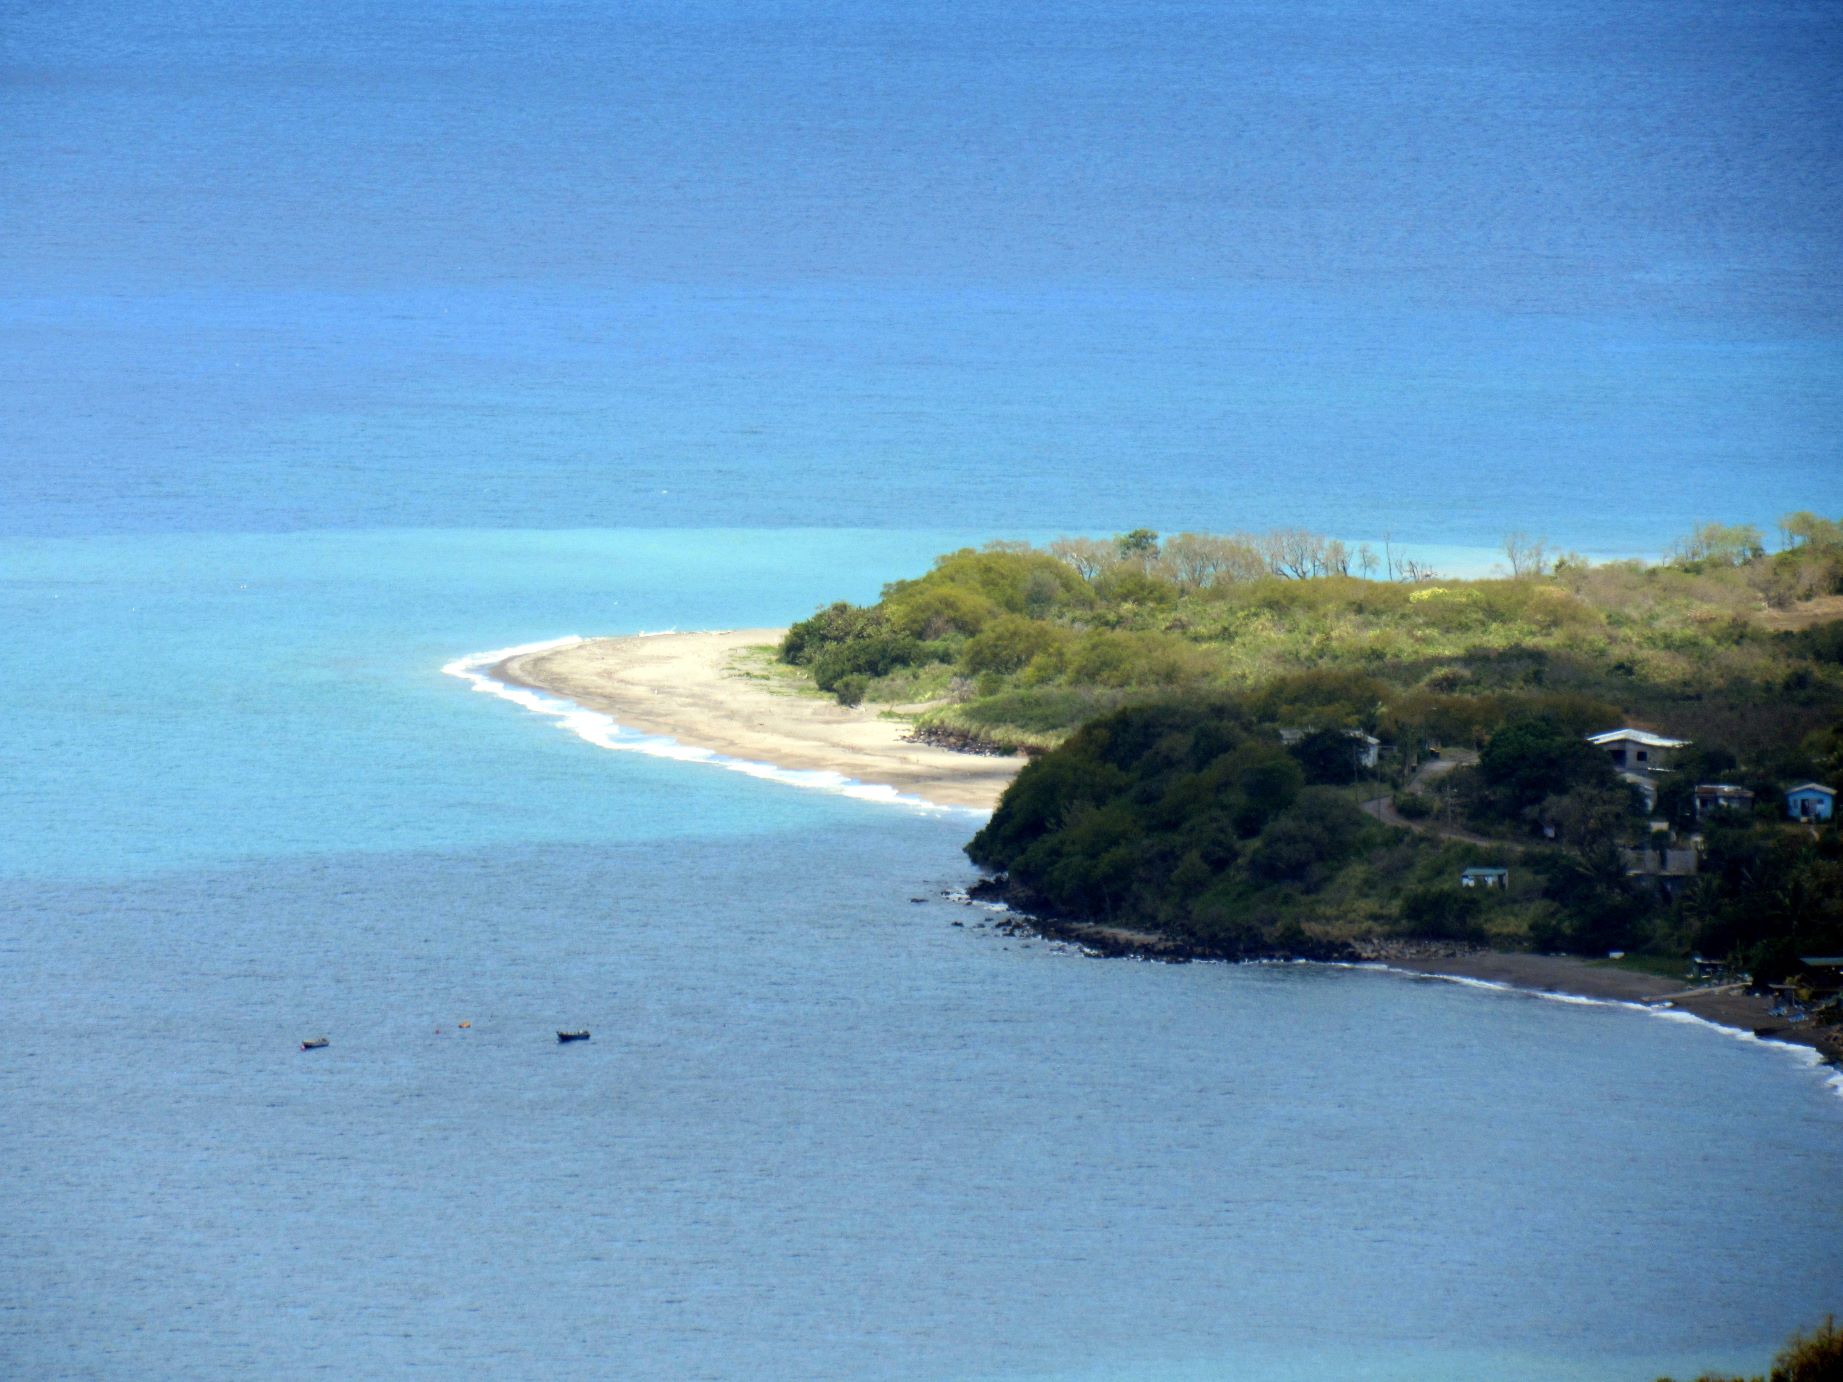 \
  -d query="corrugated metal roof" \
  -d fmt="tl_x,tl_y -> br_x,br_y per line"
1587,728 -> 1690,749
